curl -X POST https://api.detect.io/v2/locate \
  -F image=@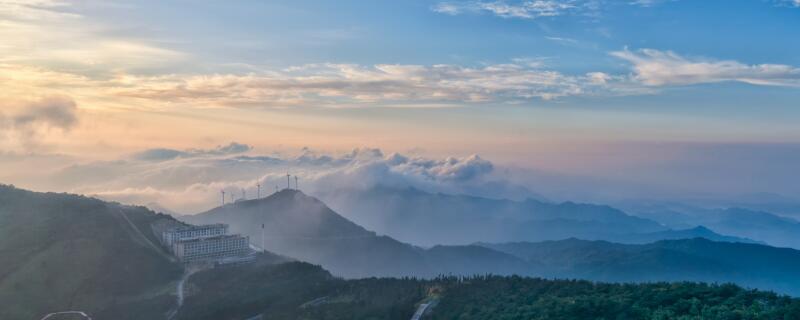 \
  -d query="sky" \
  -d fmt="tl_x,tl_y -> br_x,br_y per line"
1,0 -> 800,211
